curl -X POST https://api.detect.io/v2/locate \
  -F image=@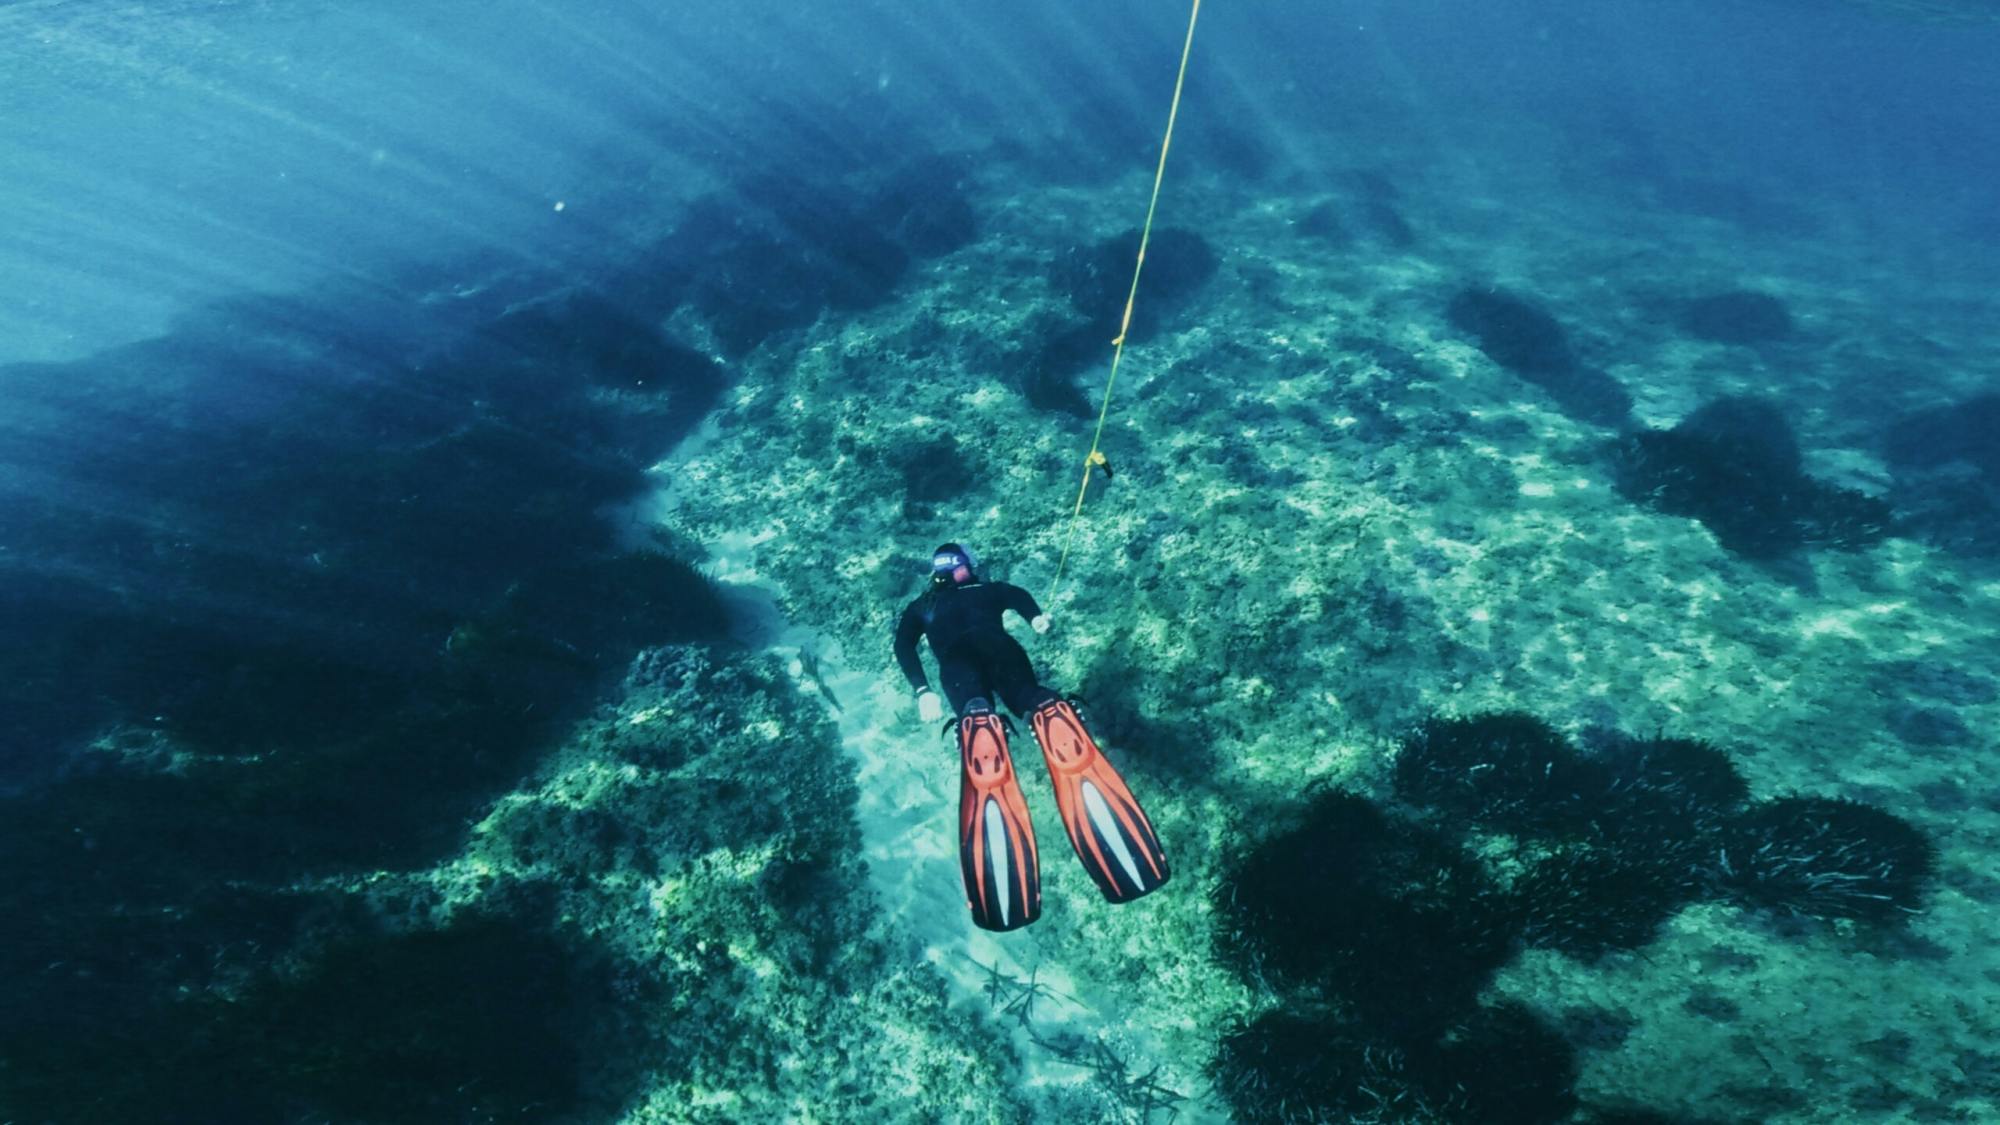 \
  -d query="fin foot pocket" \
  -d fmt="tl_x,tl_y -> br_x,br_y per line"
958,710 -> 1042,931
1029,699 -> 1170,903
